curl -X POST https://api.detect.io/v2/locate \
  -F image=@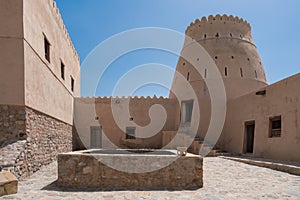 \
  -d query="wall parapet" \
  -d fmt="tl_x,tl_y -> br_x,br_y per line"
186,14 -> 251,32
184,14 -> 254,44
75,96 -> 175,104
48,0 -> 79,62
